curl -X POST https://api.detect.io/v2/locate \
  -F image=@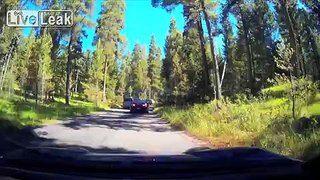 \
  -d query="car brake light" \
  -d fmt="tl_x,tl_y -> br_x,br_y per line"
142,103 -> 147,107
131,104 -> 136,107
